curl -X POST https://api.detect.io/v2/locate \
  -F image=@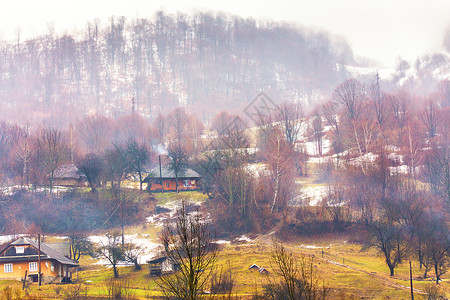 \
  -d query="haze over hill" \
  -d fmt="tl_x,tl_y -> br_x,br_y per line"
0,9 -> 448,128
